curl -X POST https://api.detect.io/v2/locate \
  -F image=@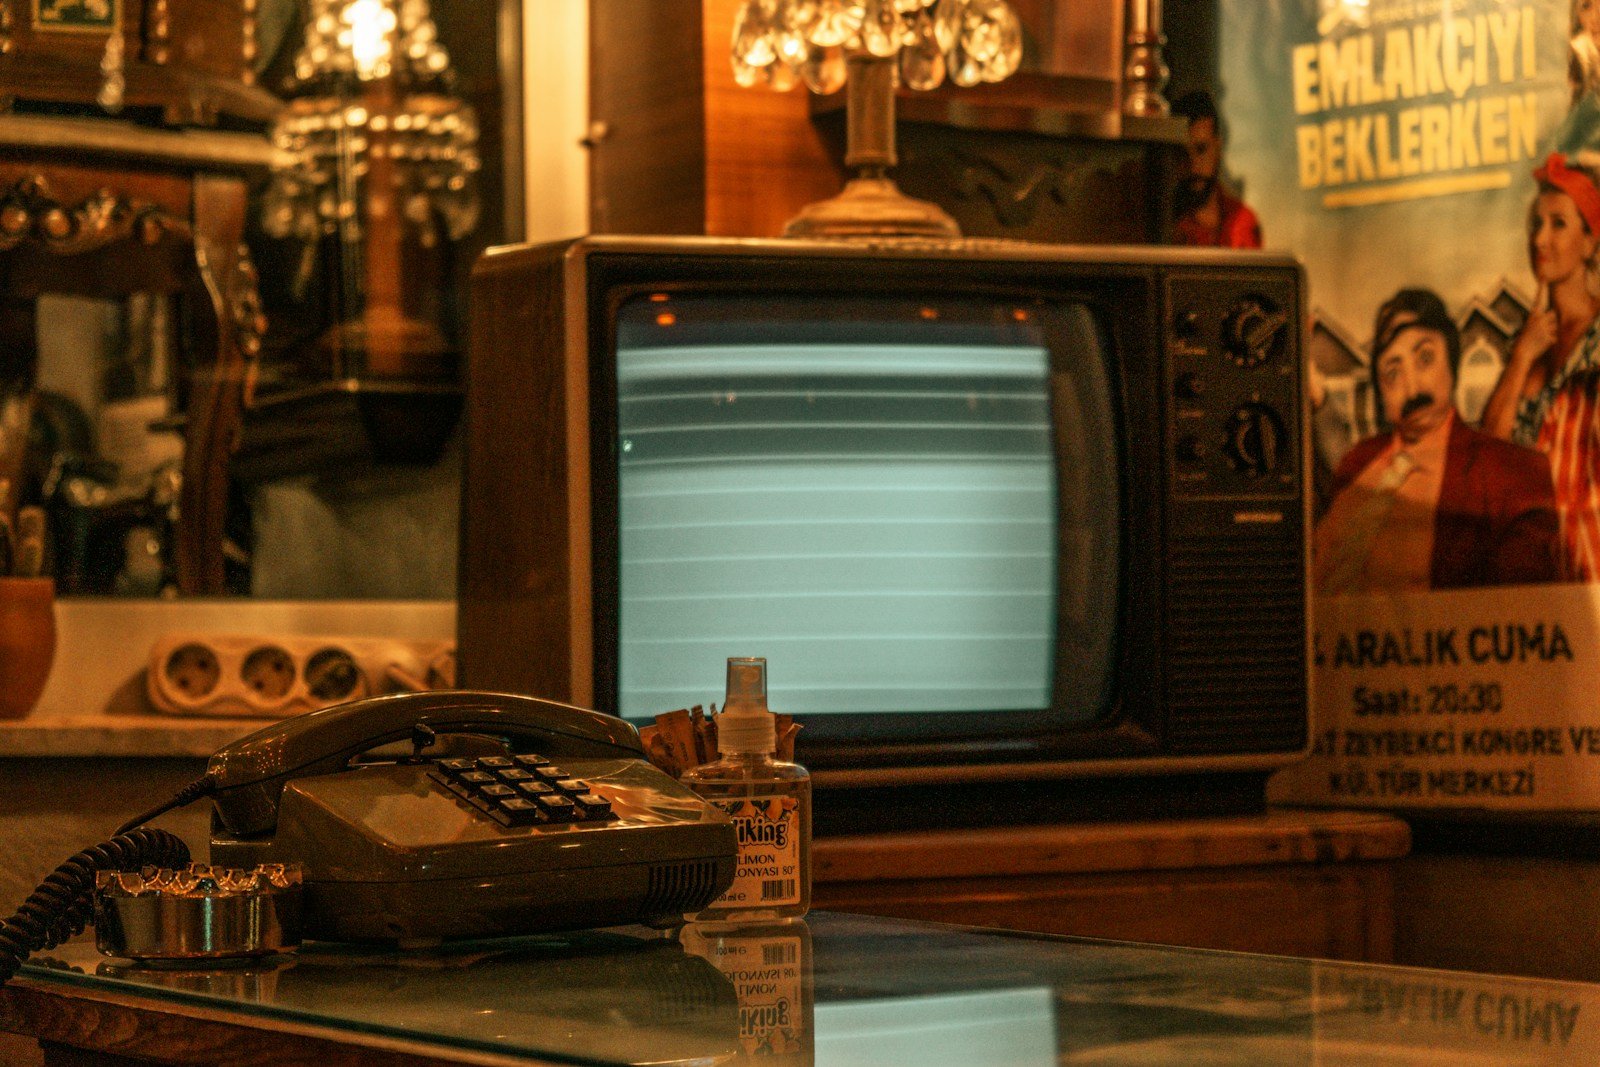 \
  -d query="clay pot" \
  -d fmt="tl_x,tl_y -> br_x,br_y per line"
0,577 -> 56,720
